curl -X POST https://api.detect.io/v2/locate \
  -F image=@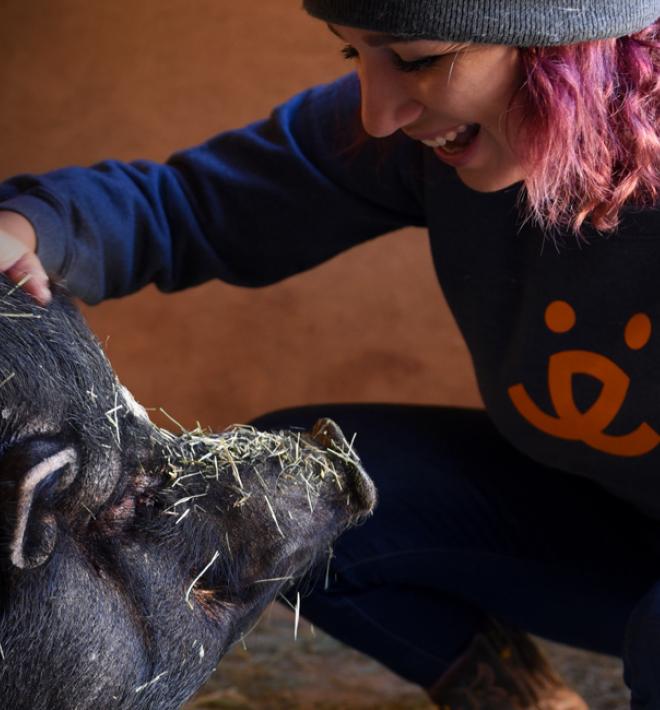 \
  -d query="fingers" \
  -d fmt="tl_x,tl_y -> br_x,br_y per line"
0,217 -> 52,306
0,213 -> 51,305
6,253 -> 52,305
0,230 -> 28,272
